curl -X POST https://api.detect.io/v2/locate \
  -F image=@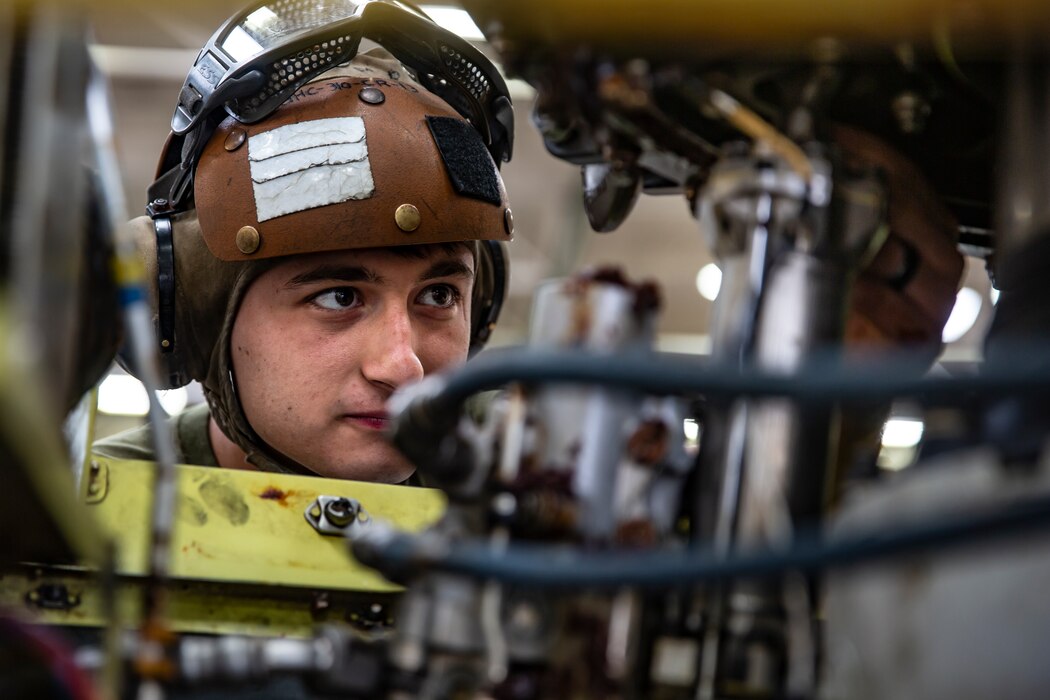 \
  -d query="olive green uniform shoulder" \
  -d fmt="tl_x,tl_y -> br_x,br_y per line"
92,402 -> 218,467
